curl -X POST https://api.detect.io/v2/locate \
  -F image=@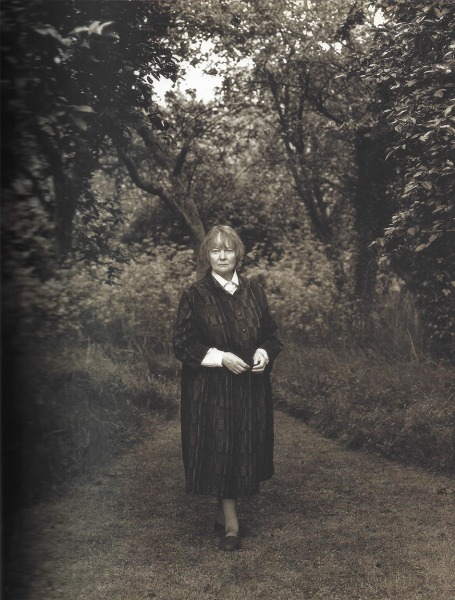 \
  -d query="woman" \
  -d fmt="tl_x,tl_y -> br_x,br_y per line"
173,225 -> 282,551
